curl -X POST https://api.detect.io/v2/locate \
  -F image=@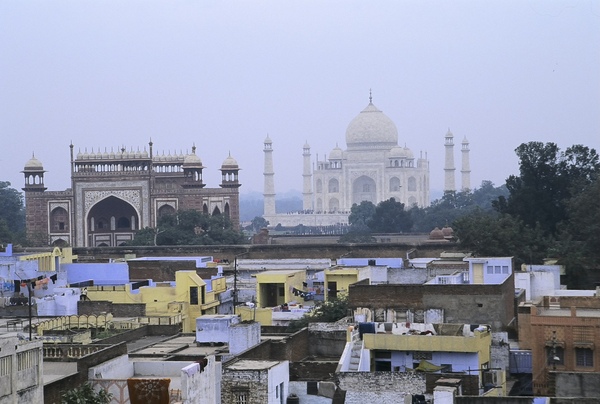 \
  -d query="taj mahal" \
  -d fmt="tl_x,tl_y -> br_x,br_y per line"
263,93 -> 470,228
